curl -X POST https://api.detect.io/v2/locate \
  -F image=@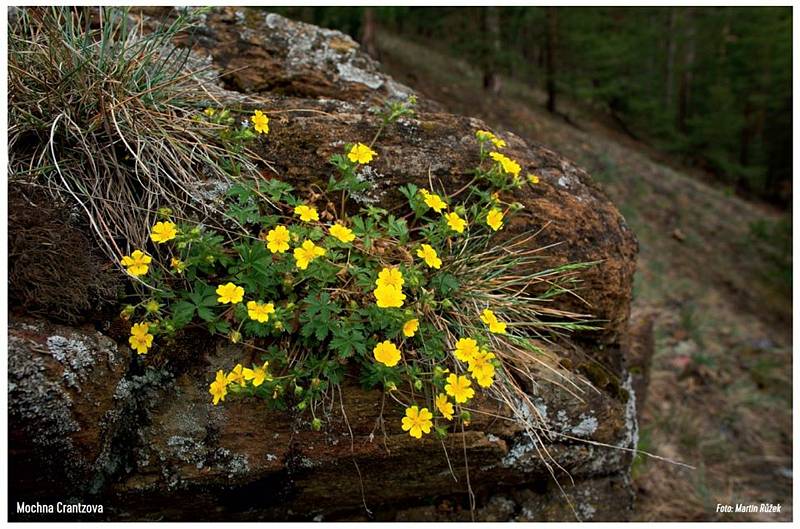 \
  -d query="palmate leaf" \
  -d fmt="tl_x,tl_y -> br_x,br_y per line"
329,320 -> 367,359
299,292 -> 341,341
170,284 -> 218,327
